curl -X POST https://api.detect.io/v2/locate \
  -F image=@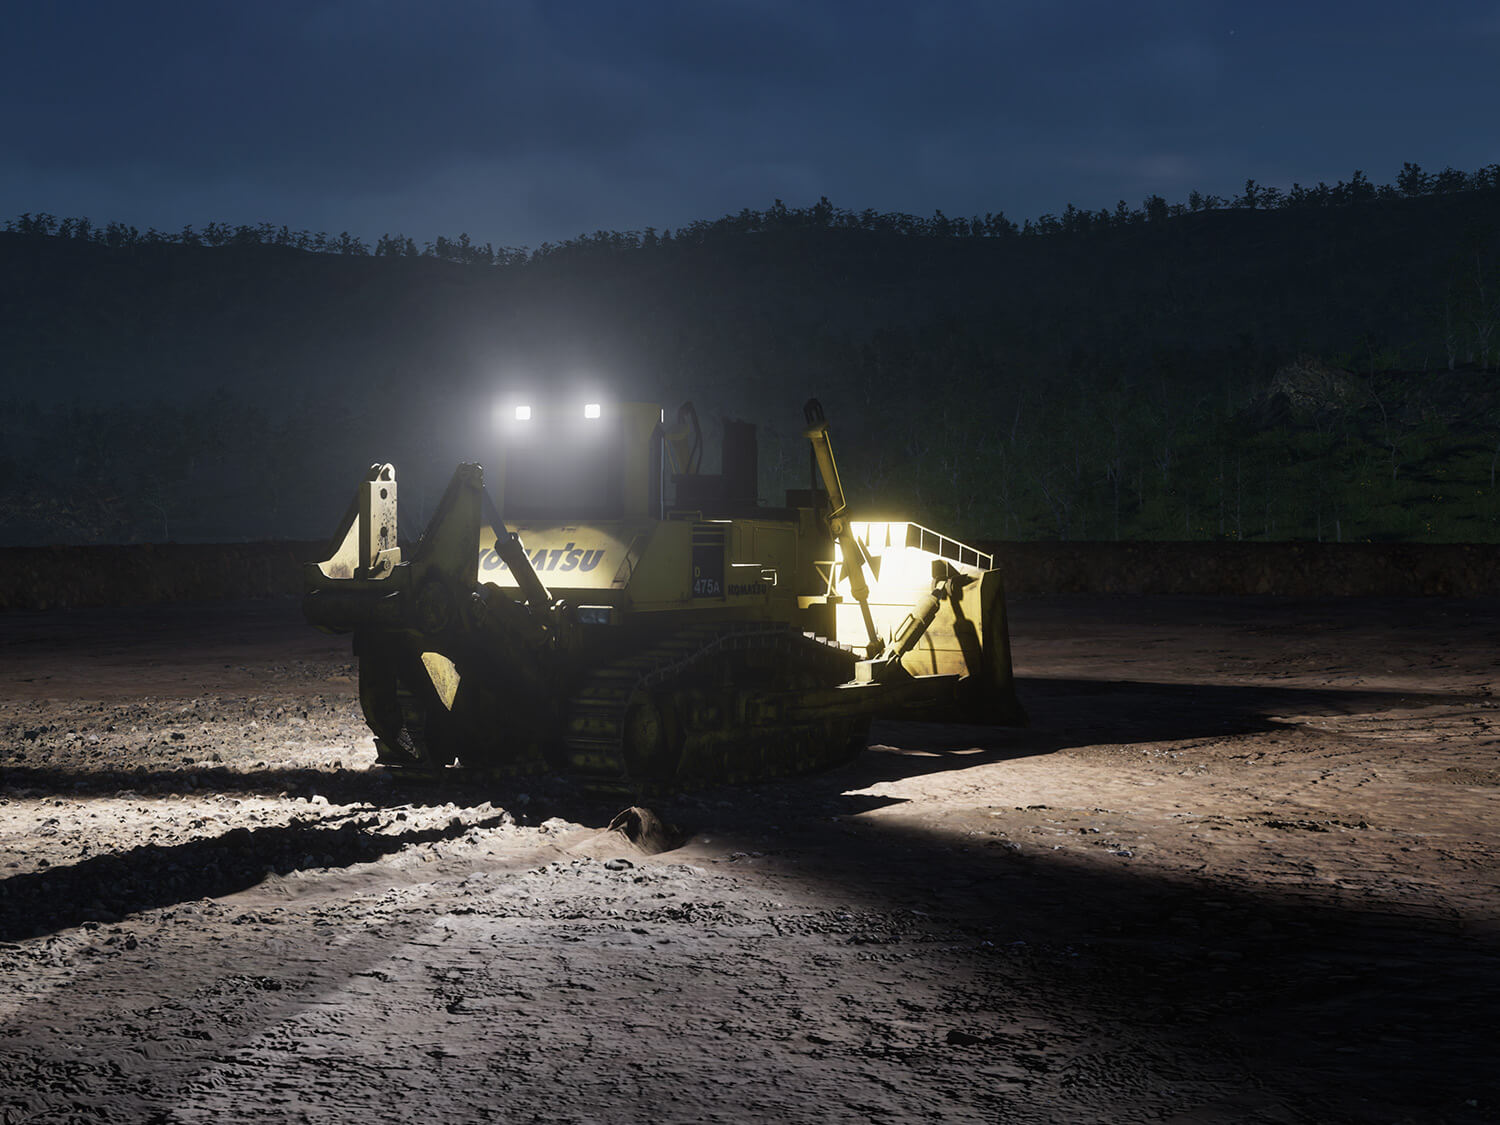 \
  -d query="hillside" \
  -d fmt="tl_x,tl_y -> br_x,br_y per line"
2,169 -> 1498,544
